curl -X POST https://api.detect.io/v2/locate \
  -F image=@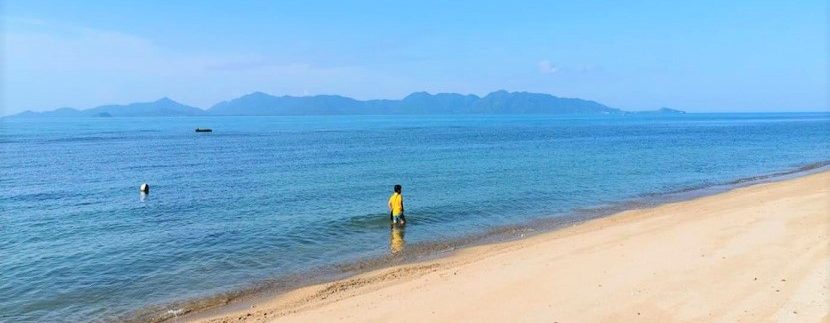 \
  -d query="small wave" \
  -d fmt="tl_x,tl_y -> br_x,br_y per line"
119,210 -> 581,323
45,136 -> 131,144
637,160 -> 830,199
6,191 -> 72,203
